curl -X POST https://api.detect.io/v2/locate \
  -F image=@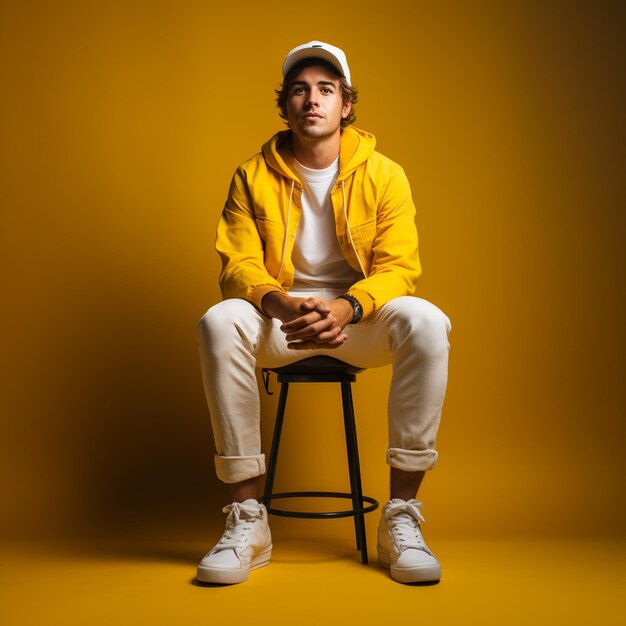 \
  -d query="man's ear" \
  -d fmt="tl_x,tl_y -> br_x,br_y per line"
342,100 -> 352,119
